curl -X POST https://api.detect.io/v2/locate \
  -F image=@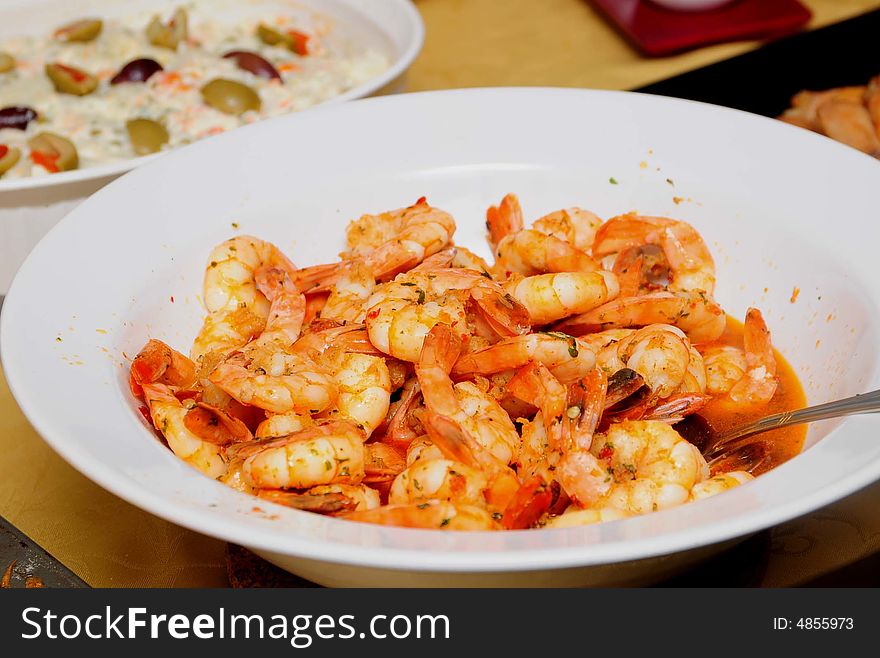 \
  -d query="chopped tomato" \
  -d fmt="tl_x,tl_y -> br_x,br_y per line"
0,145 -> 7,159
287,30 -> 310,56
30,149 -> 60,173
